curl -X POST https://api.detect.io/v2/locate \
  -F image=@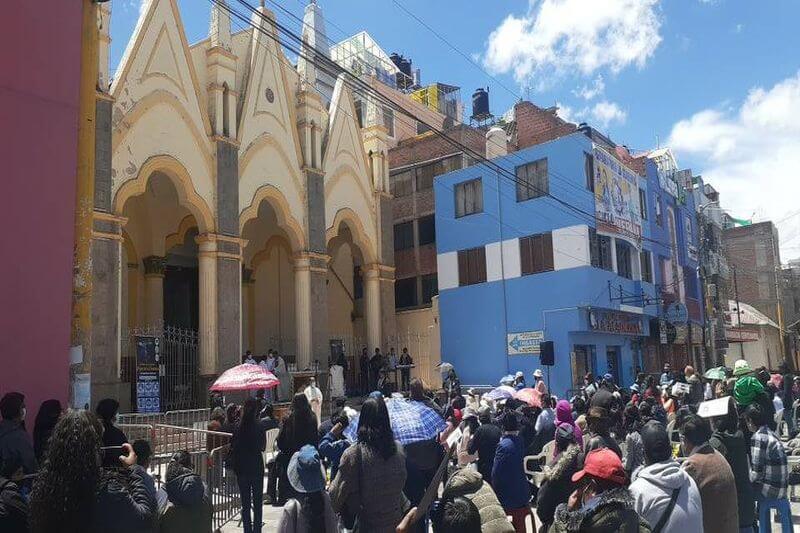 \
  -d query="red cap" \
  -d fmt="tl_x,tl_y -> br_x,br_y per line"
571,448 -> 626,485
